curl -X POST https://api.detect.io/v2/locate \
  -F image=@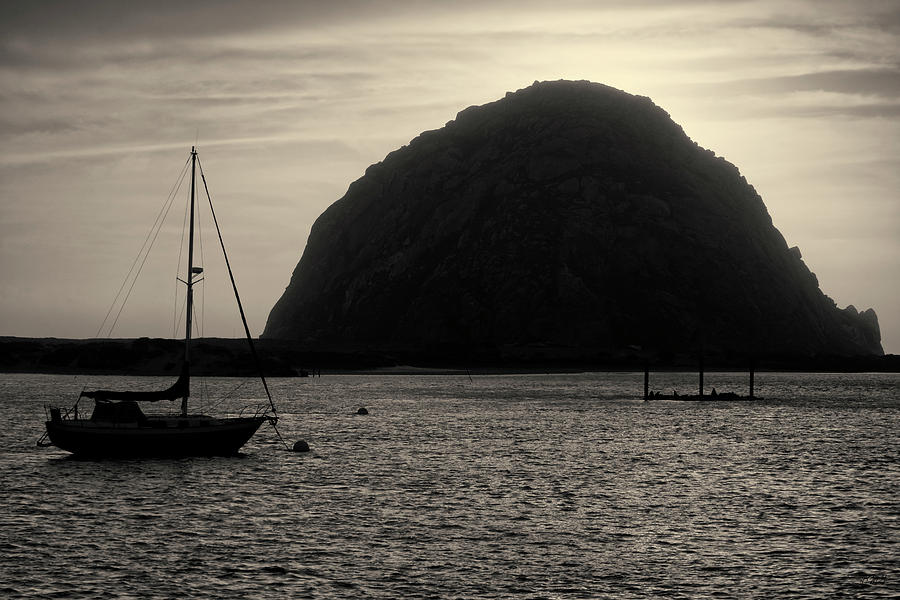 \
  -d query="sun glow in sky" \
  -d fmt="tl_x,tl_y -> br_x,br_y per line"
1,0 -> 898,352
